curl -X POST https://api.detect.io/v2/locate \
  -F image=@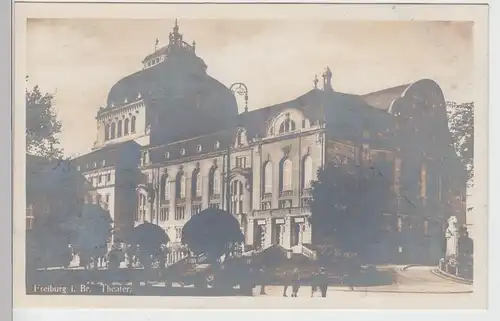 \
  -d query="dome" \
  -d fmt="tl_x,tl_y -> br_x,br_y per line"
103,20 -> 238,129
